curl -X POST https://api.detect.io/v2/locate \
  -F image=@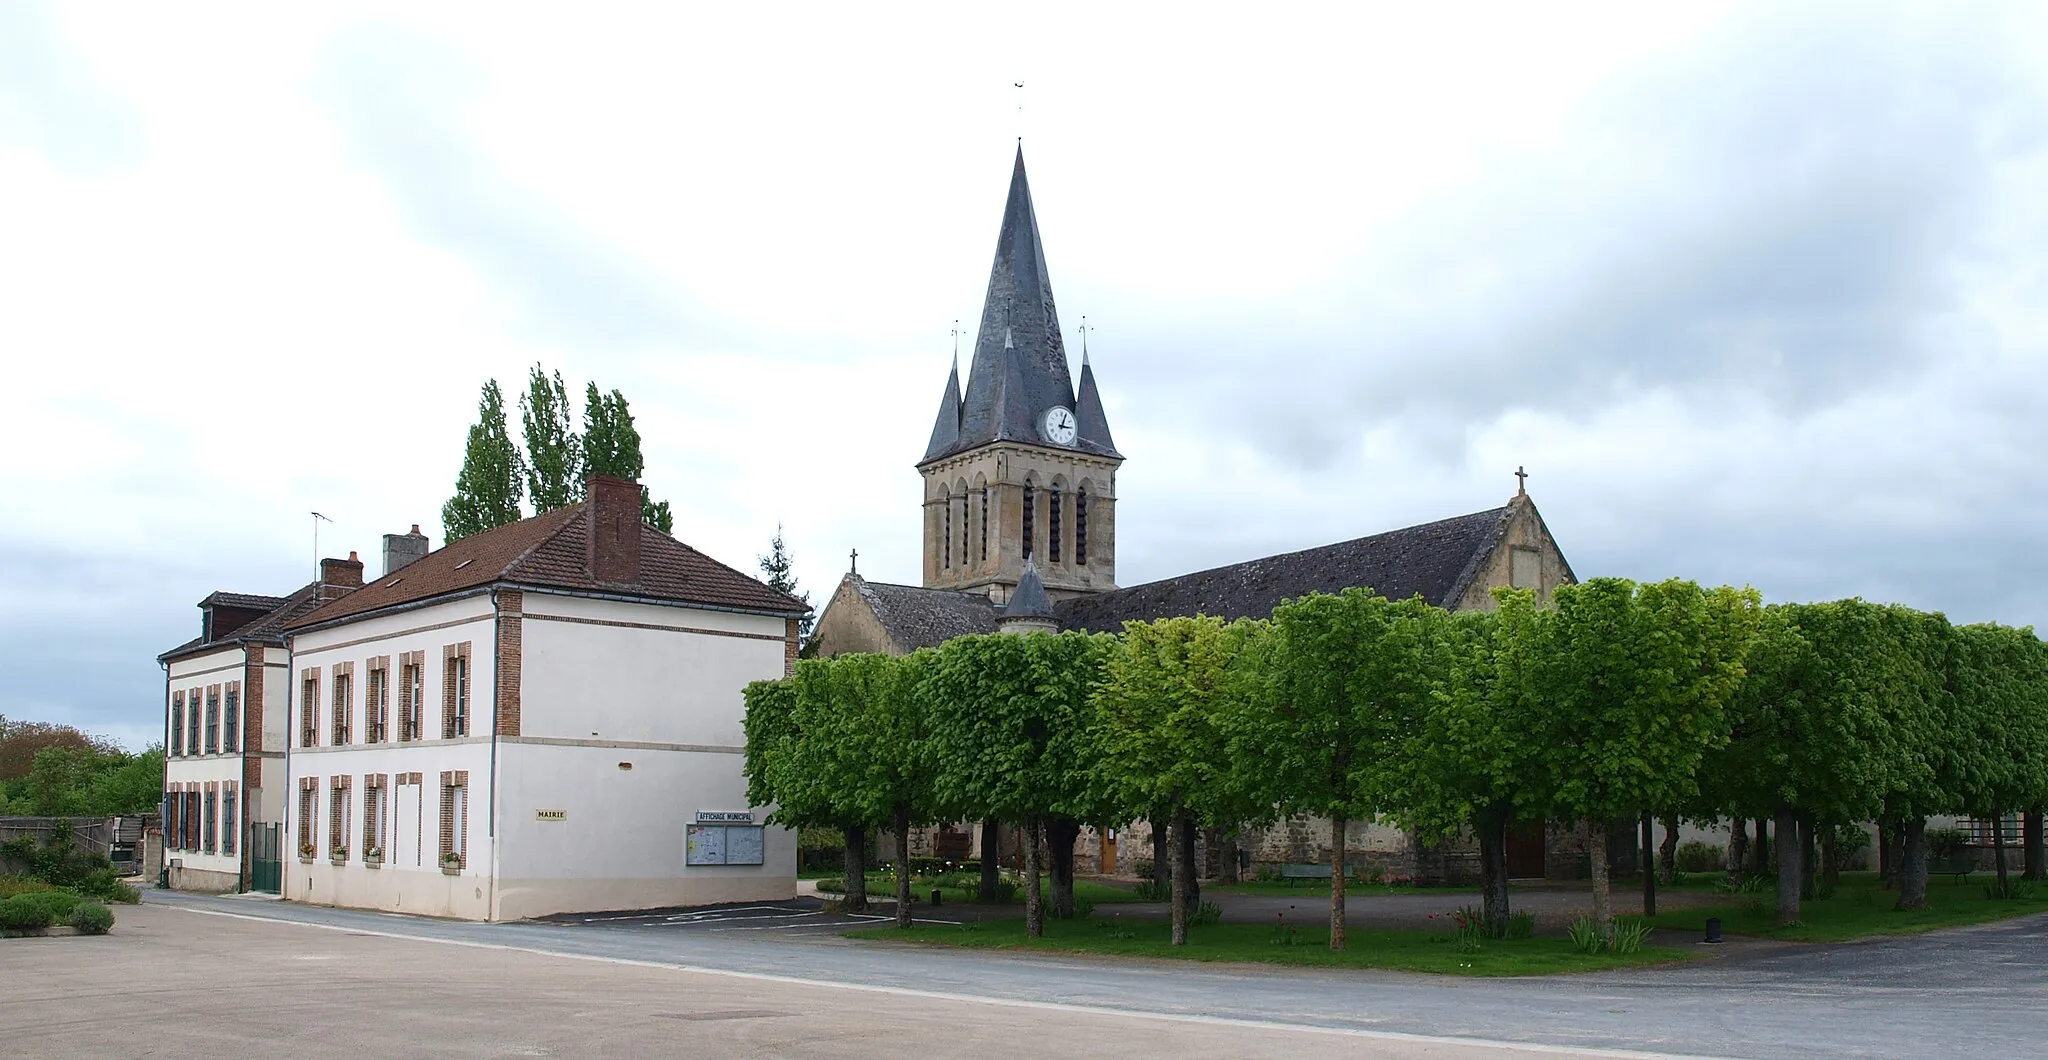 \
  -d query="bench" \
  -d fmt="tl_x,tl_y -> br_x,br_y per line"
1280,863 -> 1333,886
1935,853 -> 1979,882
